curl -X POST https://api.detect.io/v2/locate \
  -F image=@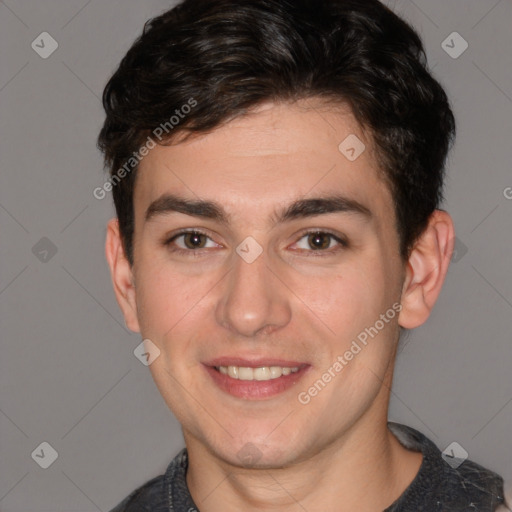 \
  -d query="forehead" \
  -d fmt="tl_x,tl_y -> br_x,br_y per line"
134,99 -> 392,224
